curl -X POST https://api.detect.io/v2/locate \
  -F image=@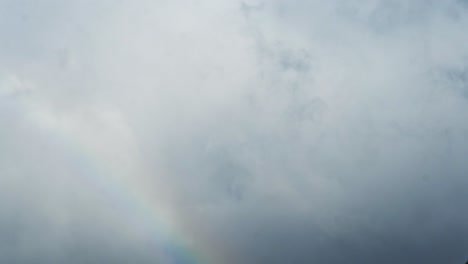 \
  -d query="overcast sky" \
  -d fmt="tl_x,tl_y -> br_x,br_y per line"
1,0 -> 468,263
